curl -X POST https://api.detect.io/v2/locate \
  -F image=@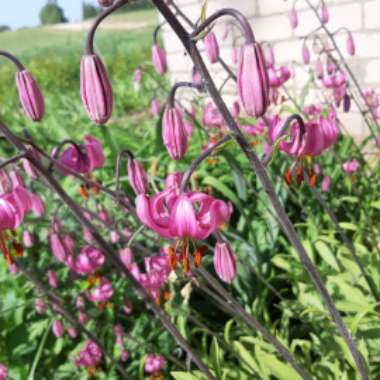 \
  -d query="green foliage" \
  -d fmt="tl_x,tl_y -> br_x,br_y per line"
39,0 -> 67,25
82,2 -> 100,20
0,25 -> 10,32
1,6 -> 380,380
